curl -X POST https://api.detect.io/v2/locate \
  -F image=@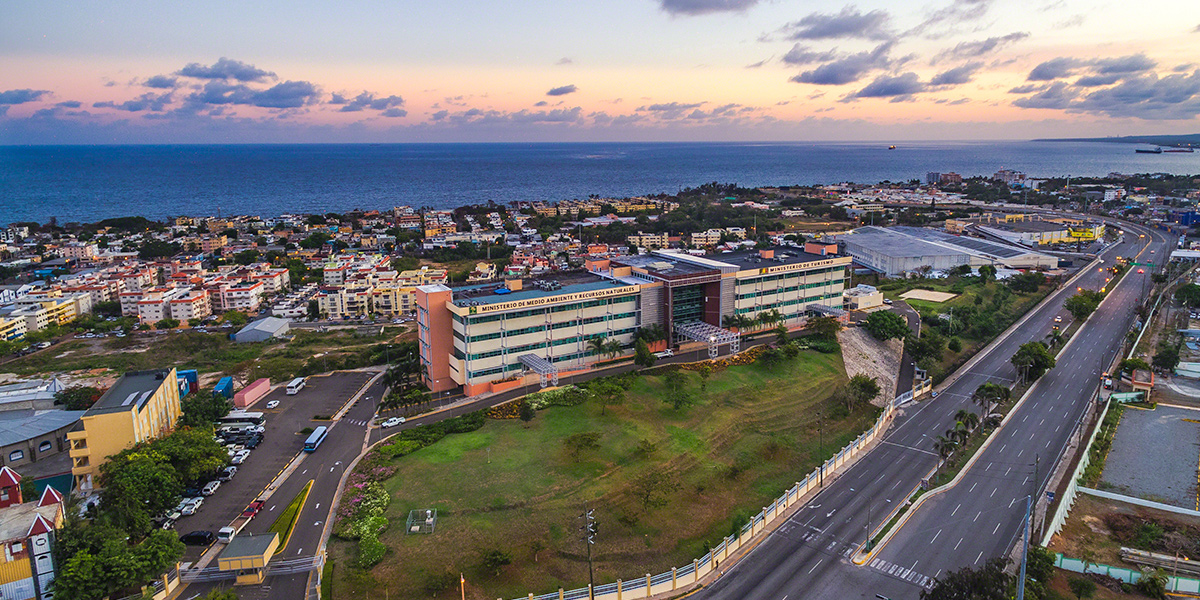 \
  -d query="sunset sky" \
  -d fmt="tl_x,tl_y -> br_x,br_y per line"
3,0 -> 1200,143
